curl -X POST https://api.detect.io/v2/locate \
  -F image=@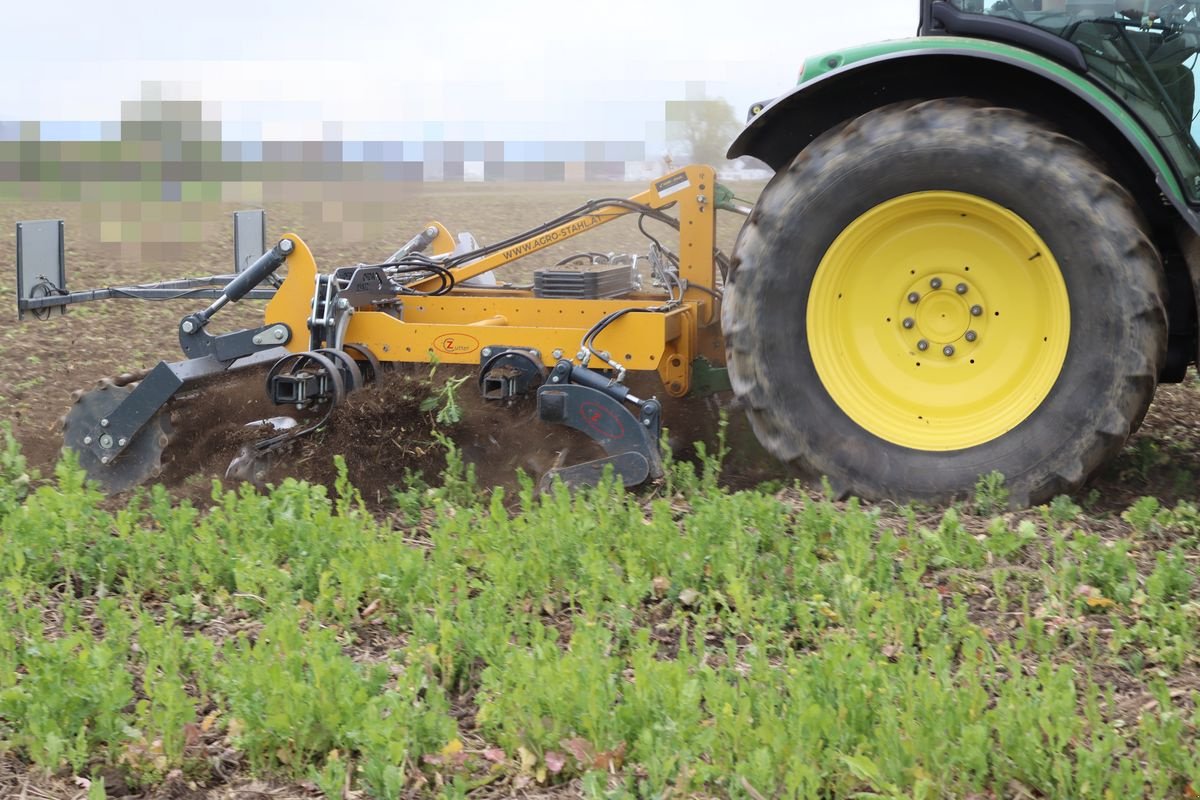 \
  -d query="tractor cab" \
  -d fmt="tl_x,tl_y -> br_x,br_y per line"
924,0 -> 1200,197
